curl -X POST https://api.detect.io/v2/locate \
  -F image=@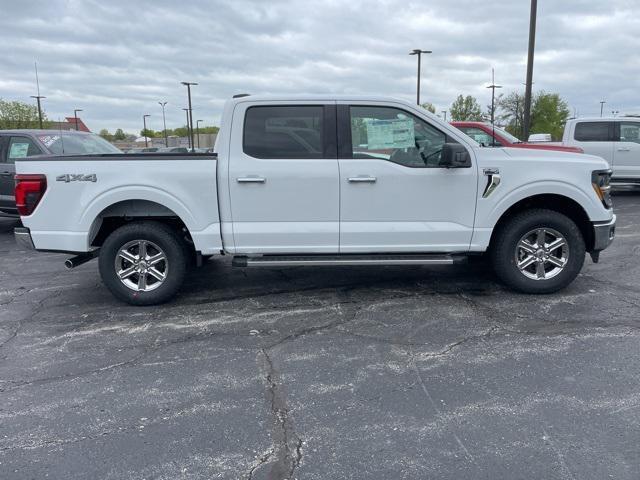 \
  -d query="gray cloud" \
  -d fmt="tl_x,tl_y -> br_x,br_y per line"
1,0 -> 638,133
